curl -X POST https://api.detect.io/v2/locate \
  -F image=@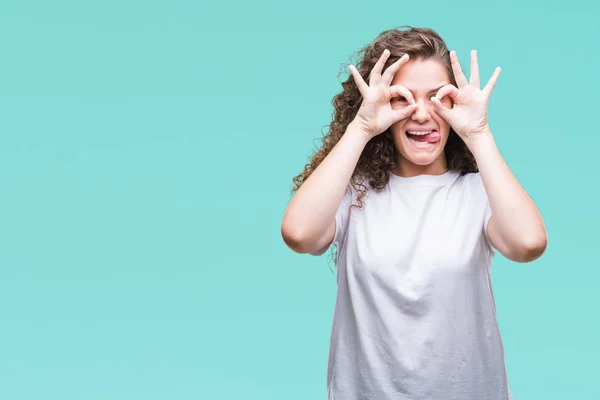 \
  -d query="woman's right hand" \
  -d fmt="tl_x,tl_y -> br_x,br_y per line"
349,49 -> 418,138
